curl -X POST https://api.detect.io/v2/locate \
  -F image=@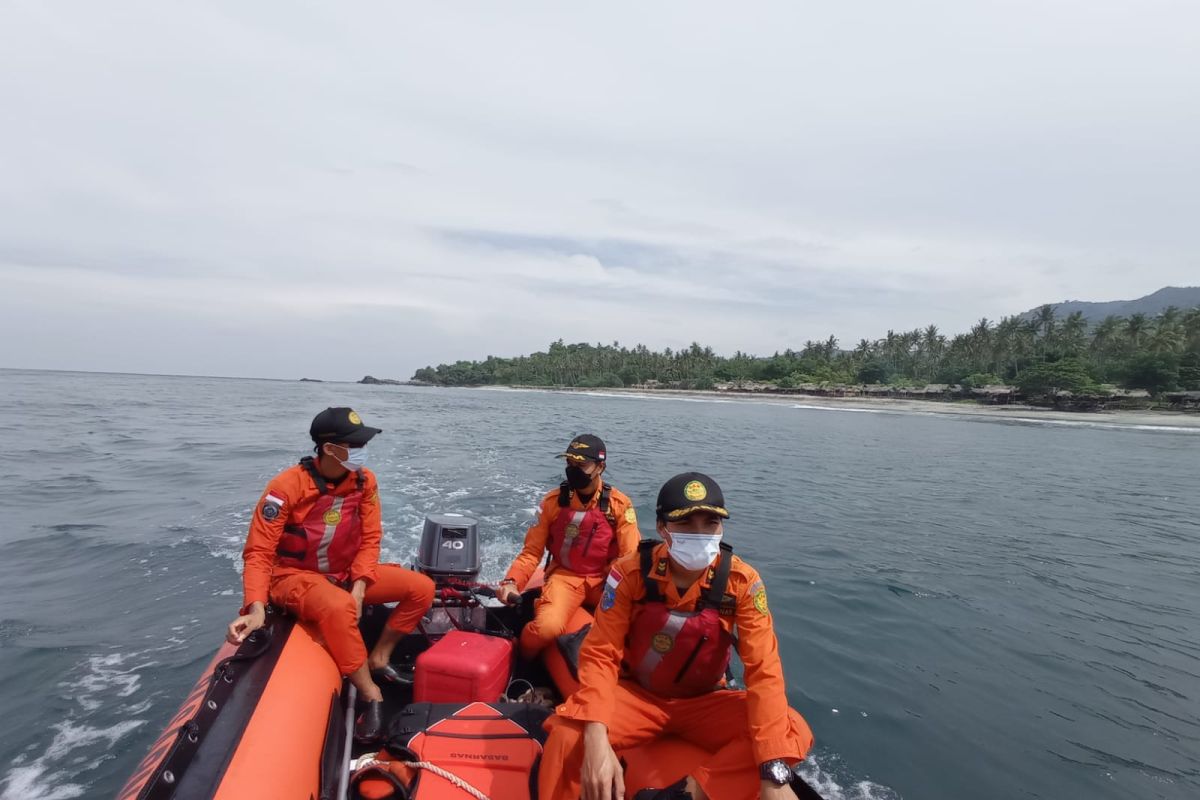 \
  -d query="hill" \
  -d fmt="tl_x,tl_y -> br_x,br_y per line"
1021,286 -> 1200,325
